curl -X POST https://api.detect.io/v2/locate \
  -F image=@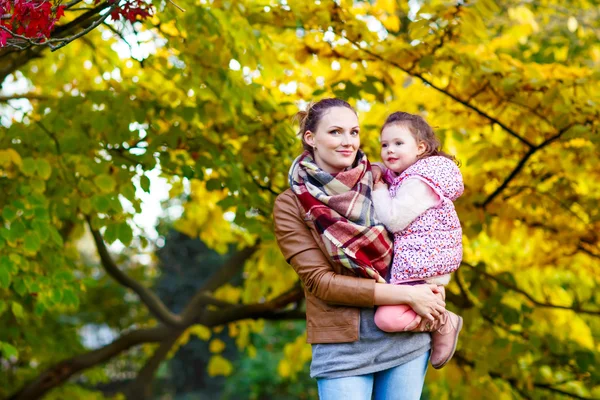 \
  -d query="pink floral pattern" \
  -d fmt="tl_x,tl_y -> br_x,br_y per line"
387,156 -> 464,284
